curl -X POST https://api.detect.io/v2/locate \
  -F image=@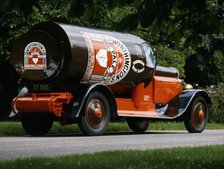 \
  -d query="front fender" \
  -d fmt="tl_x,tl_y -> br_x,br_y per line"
178,89 -> 211,118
